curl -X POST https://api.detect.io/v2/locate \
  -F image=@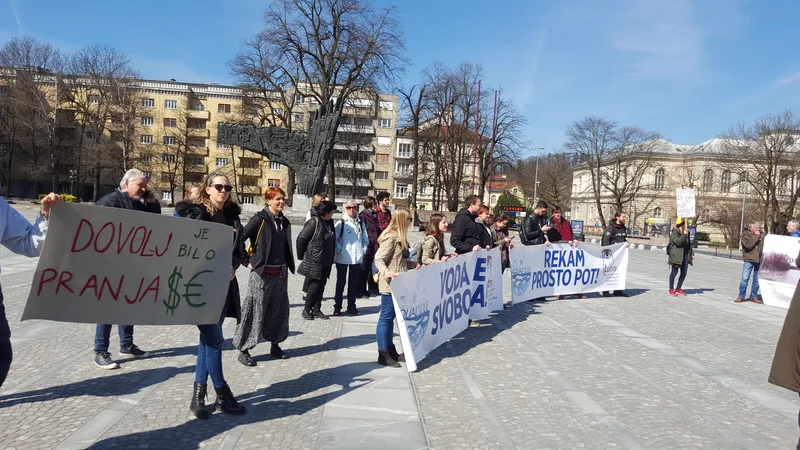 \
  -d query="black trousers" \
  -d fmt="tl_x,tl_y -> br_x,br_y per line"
335,263 -> 360,311
304,266 -> 332,312
0,287 -> 9,388
359,256 -> 378,294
